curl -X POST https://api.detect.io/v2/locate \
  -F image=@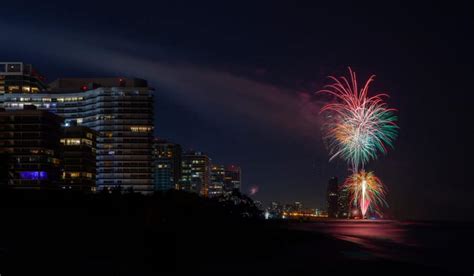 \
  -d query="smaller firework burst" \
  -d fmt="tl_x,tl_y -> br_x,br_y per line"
343,170 -> 388,217
249,186 -> 259,195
